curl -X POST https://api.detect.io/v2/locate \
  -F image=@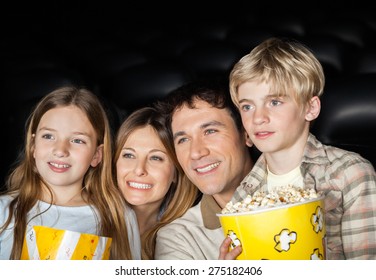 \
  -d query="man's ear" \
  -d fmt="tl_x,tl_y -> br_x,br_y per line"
244,131 -> 253,148
305,96 -> 321,121
91,144 -> 103,167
